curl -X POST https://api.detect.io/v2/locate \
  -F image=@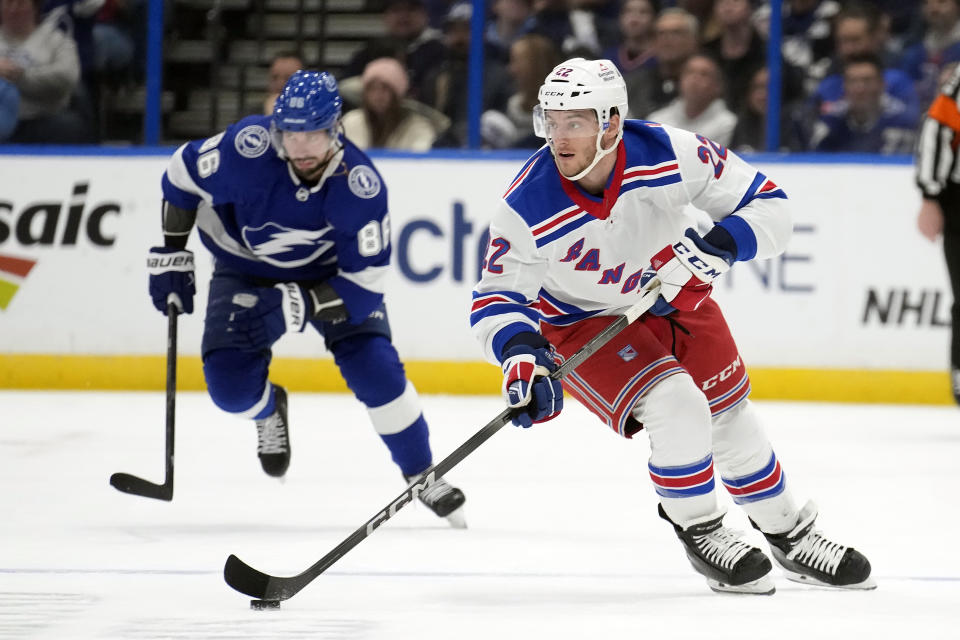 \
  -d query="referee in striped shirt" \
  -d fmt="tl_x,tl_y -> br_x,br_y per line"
916,62 -> 960,405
